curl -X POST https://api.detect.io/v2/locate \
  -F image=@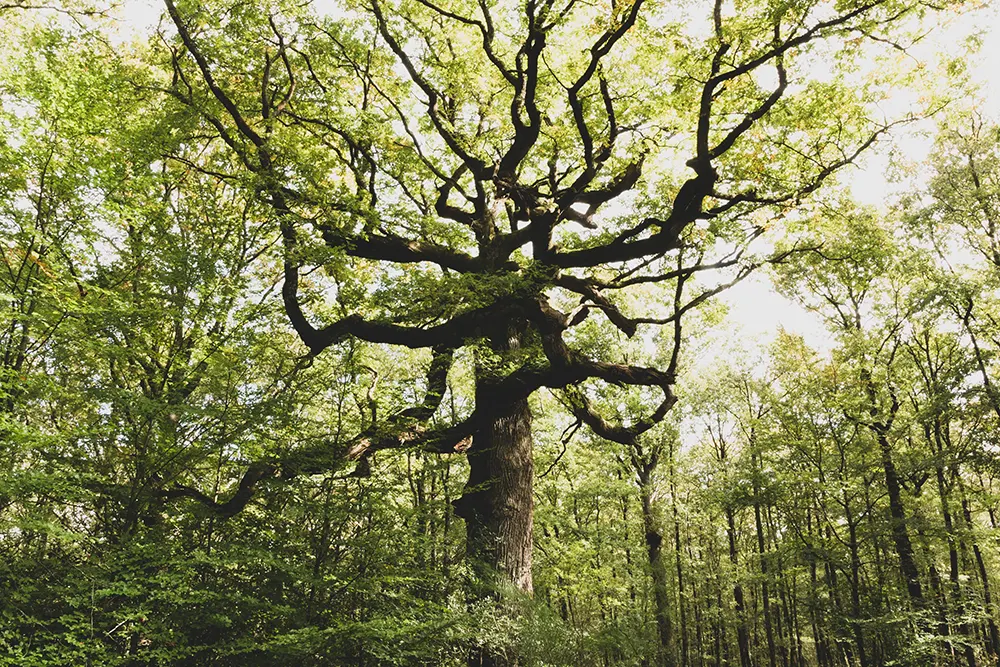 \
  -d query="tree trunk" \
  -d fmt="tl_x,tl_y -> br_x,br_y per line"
640,466 -> 675,667
727,505 -> 753,667
955,471 -> 1000,657
752,451 -> 777,667
458,392 -> 534,593
844,492 -> 868,667
670,456 -> 690,667
807,509 -> 830,667
455,329 -> 535,667
712,536 -> 726,667
874,429 -> 924,607
689,534 -> 705,667
924,542 -> 953,660
934,454 -> 976,667
824,526 -> 854,665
